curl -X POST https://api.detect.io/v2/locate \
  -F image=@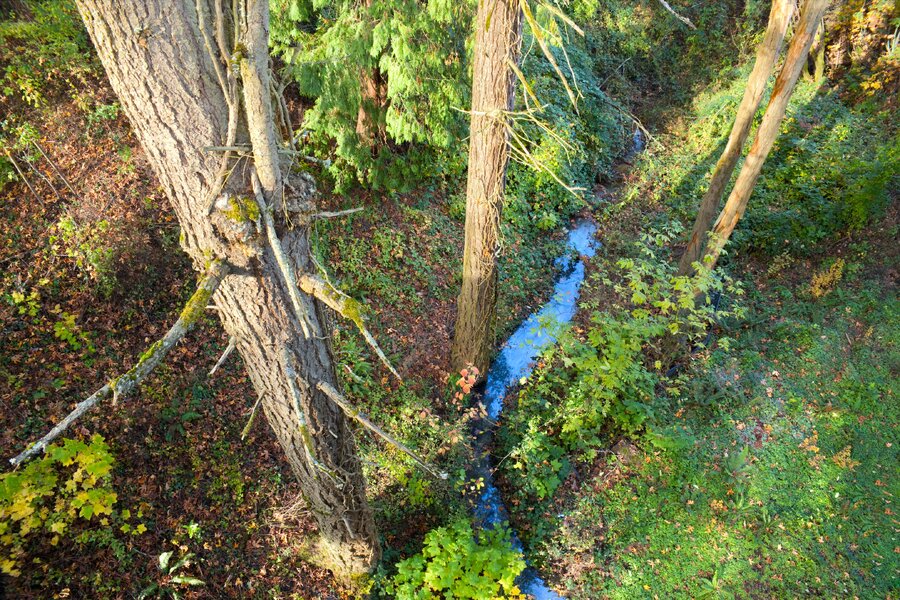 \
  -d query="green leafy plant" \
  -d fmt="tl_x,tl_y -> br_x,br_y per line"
50,214 -> 118,296
385,518 -> 526,599
0,435 -> 118,576
0,0 -> 95,107
270,0 -> 471,191
52,309 -> 95,353
138,549 -> 205,600
500,223 -> 744,501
